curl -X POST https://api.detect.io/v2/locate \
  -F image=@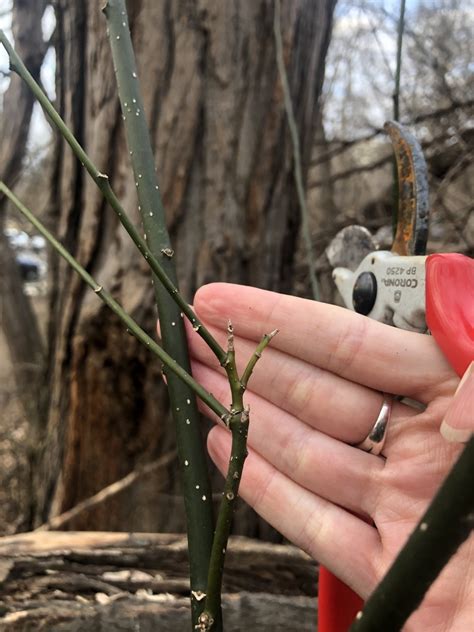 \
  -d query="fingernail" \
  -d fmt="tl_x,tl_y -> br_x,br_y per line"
440,362 -> 473,443
440,422 -> 471,443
